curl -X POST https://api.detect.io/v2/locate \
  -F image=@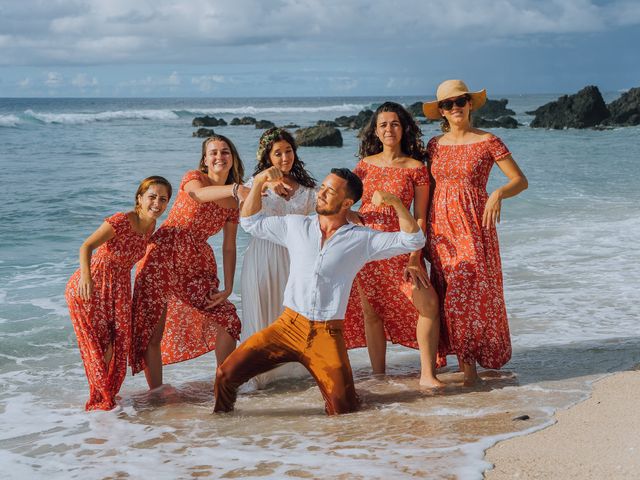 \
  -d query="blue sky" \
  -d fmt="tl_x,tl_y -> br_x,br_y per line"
0,0 -> 638,97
